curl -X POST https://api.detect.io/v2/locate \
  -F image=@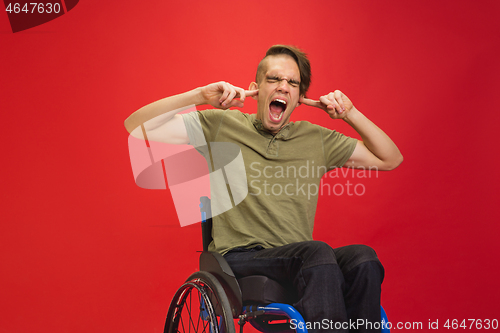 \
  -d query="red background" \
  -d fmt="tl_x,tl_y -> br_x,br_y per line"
1,1 -> 499,332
